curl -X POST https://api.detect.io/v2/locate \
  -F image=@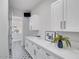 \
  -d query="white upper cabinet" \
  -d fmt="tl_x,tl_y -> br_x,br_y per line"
30,15 -> 40,30
51,0 -> 64,31
64,0 -> 79,32
51,0 -> 79,32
